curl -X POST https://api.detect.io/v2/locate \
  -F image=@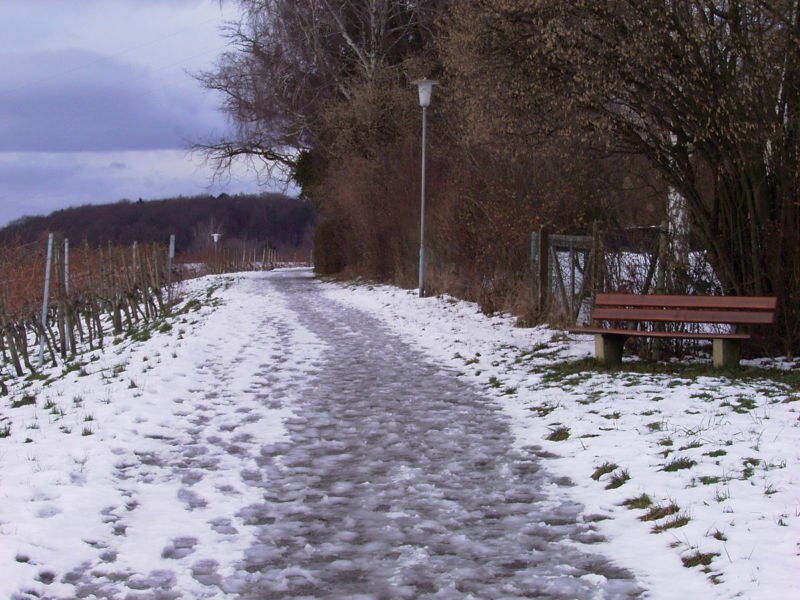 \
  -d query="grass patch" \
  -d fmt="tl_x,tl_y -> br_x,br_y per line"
180,299 -> 203,314
678,441 -> 703,451
698,476 -> 722,485
721,396 -> 759,413
577,391 -> 603,405
664,456 -> 697,472
61,361 -> 85,376
539,359 -> 597,384
11,395 -> 36,409
741,457 -> 760,479
0,423 -> 10,438
714,487 -> 731,503
705,449 -> 727,458
652,513 -> 691,533
622,493 -> 652,509
682,551 -> 719,569
605,469 -> 631,489
641,503 -> 680,522
128,326 -> 152,343
530,403 -> 558,417
546,426 -> 570,441
591,462 -> 618,481
646,421 -> 663,432
539,359 -> 800,391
